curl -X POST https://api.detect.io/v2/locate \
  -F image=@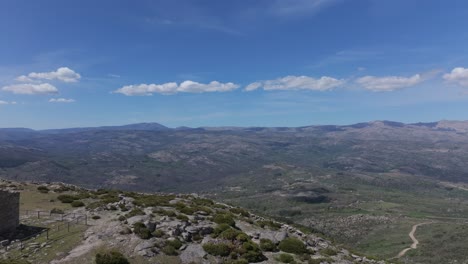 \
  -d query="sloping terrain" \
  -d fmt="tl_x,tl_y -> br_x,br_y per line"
2,121 -> 468,262
0,180 -> 383,264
